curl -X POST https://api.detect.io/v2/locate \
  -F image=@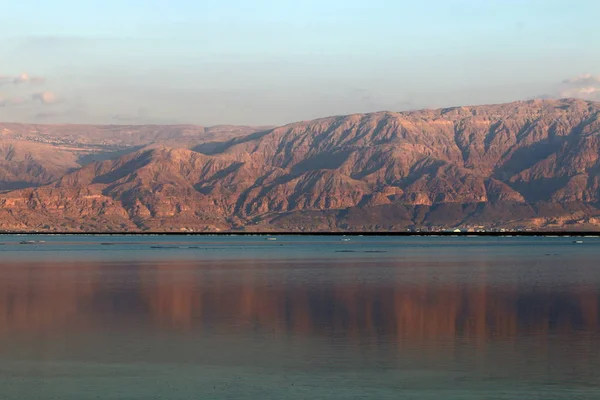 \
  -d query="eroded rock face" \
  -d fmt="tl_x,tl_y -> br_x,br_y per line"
0,123 -> 266,192
1,98 -> 600,231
